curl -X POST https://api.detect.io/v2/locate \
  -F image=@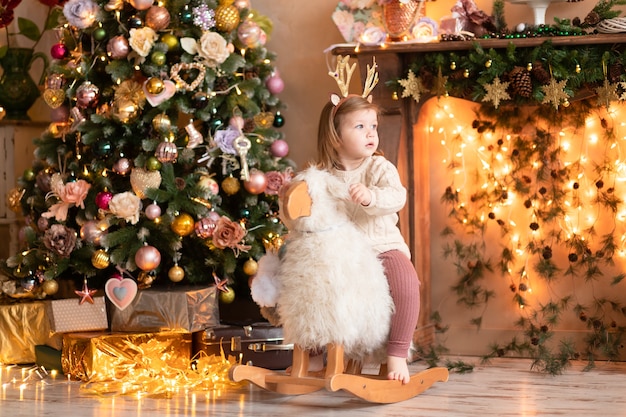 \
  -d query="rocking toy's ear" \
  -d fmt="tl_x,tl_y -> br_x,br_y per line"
281,180 -> 312,222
